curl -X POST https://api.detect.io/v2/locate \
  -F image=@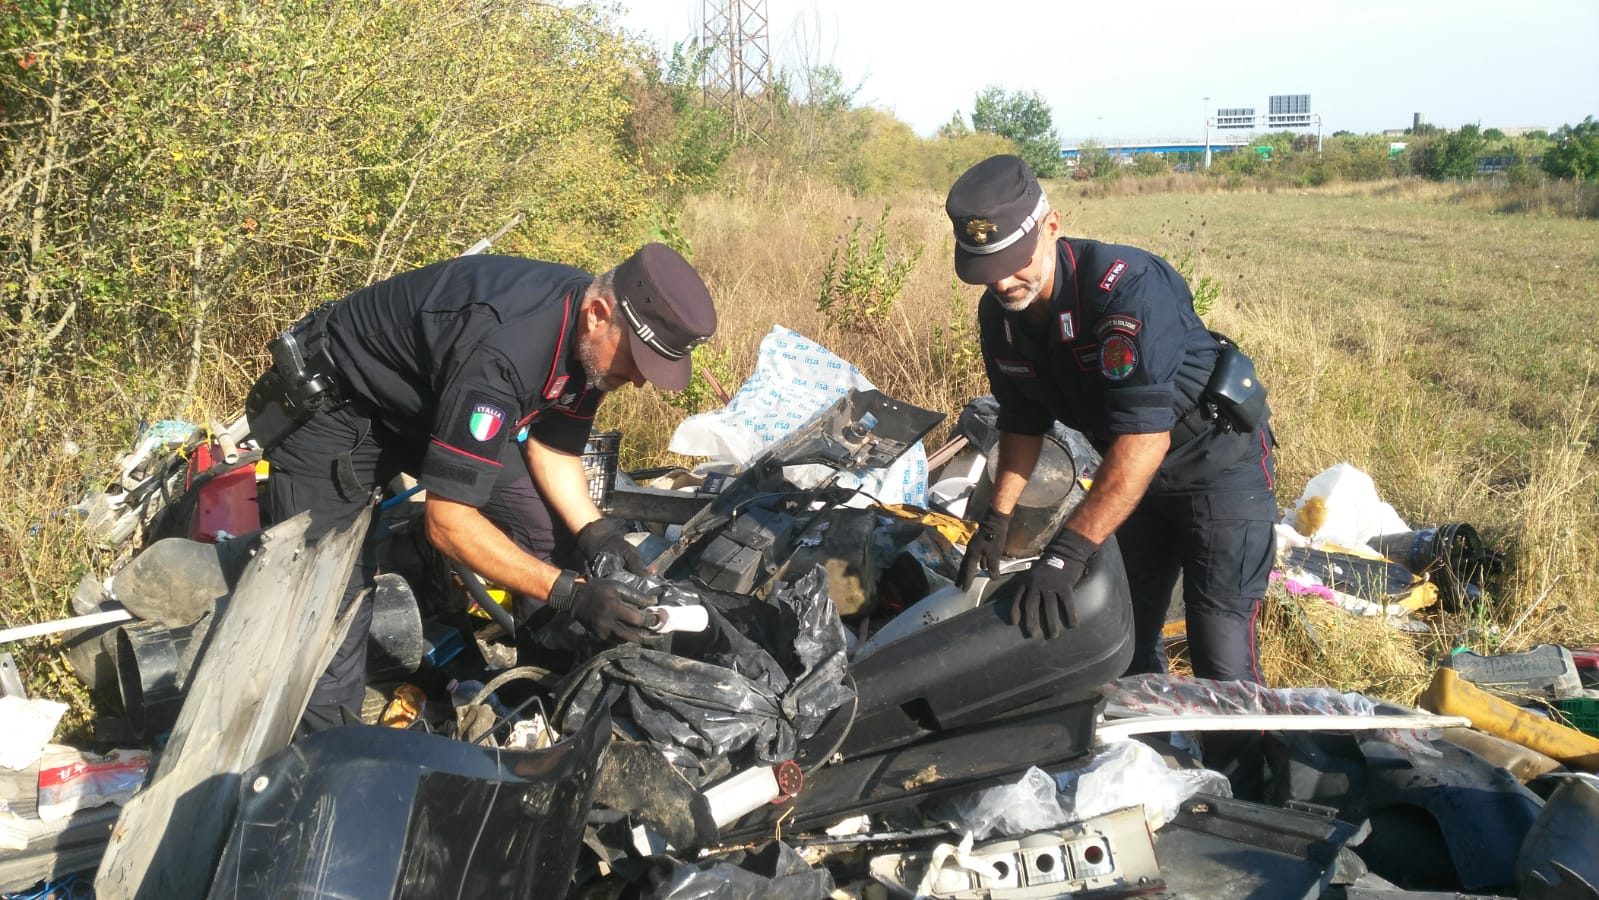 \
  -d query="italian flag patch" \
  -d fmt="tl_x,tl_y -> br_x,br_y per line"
468,403 -> 505,442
